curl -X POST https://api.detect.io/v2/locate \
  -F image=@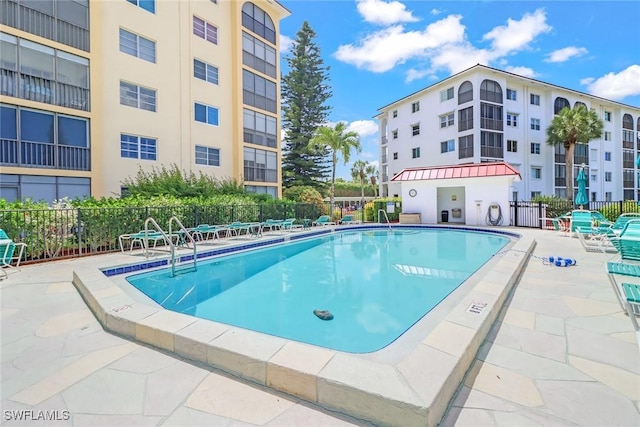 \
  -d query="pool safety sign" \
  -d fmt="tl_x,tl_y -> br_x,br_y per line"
386,202 -> 395,213
467,301 -> 487,315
